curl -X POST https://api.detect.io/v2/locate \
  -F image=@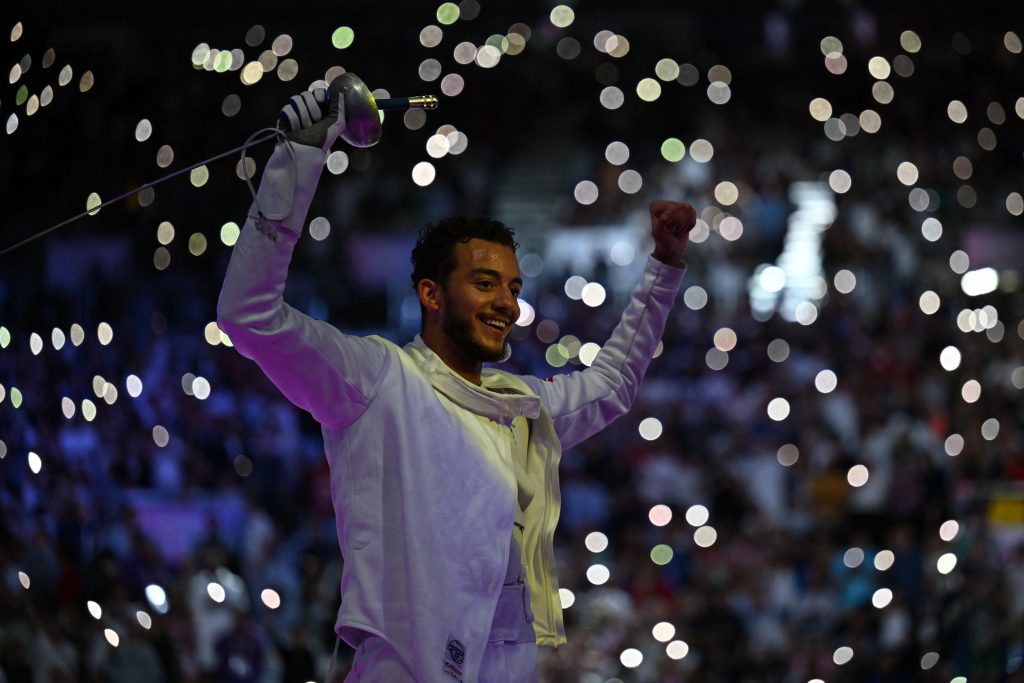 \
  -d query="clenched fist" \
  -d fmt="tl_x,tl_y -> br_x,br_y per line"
649,200 -> 697,267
